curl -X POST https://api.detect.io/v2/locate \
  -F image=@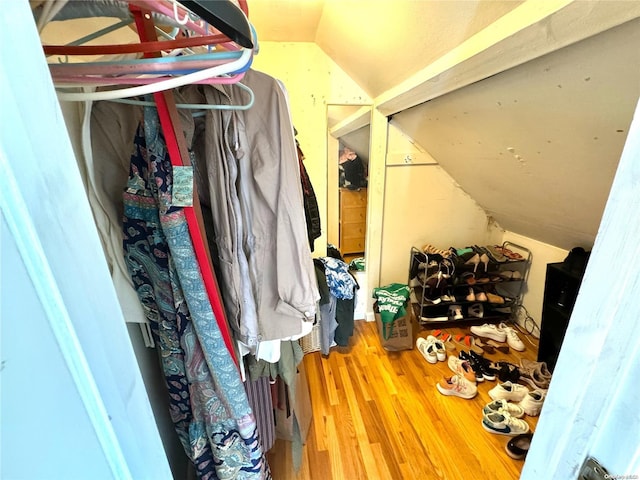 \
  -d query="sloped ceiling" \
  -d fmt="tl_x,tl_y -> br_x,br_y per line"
250,0 -> 523,98
250,1 -> 640,250
390,19 -> 640,249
